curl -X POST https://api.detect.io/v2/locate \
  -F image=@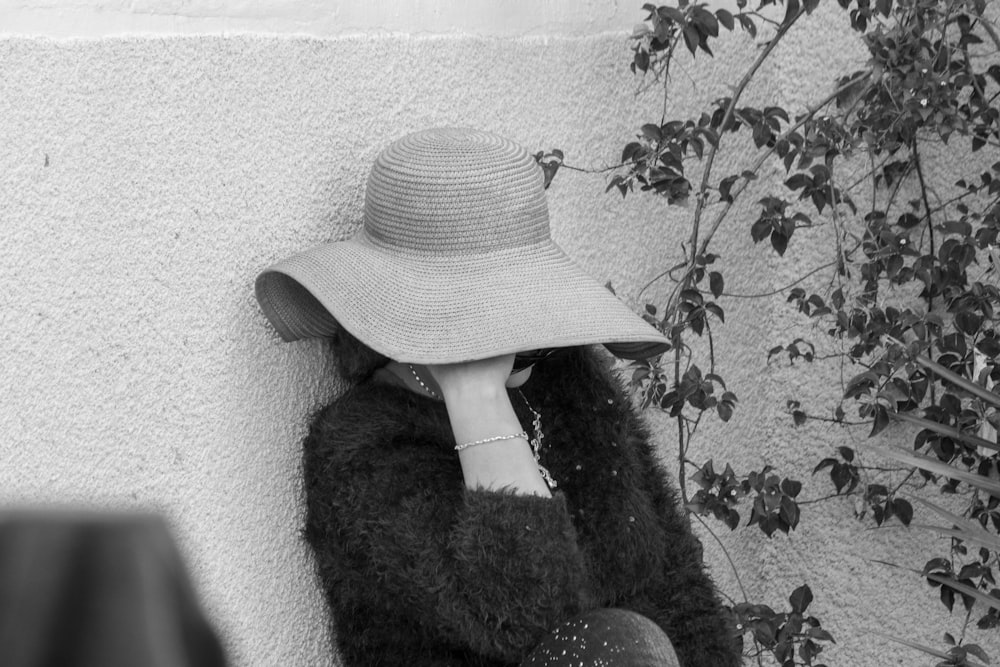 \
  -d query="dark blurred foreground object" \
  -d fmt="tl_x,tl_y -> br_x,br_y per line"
0,511 -> 227,667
